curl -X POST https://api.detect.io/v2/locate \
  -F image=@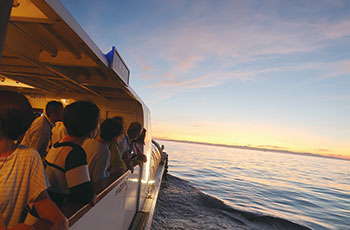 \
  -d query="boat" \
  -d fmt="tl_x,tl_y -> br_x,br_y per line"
0,0 -> 168,229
